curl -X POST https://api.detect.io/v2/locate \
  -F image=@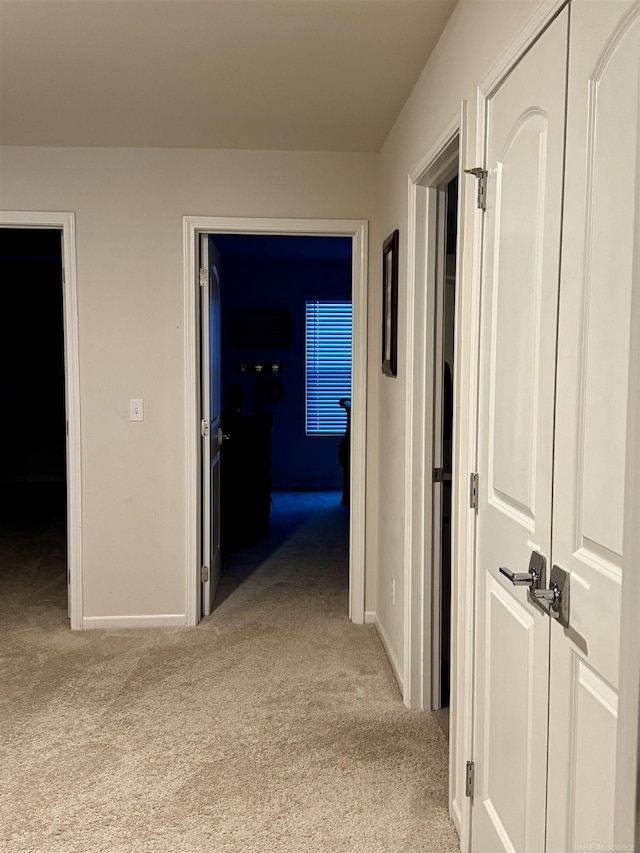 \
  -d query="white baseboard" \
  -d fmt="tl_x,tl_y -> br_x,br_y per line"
364,610 -> 376,624
451,799 -> 462,835
374,615 -> 404,693
82,614 -> 187,630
